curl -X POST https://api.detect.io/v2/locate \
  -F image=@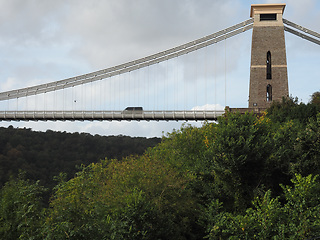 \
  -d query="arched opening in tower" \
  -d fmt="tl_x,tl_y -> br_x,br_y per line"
266,51 -> 272,79
266,84 -> 272,101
